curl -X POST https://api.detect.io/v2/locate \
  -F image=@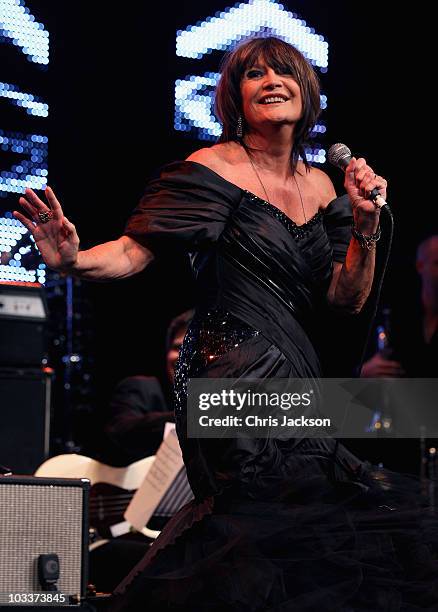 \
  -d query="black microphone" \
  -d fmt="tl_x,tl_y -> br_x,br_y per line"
328,143 -> 387,208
